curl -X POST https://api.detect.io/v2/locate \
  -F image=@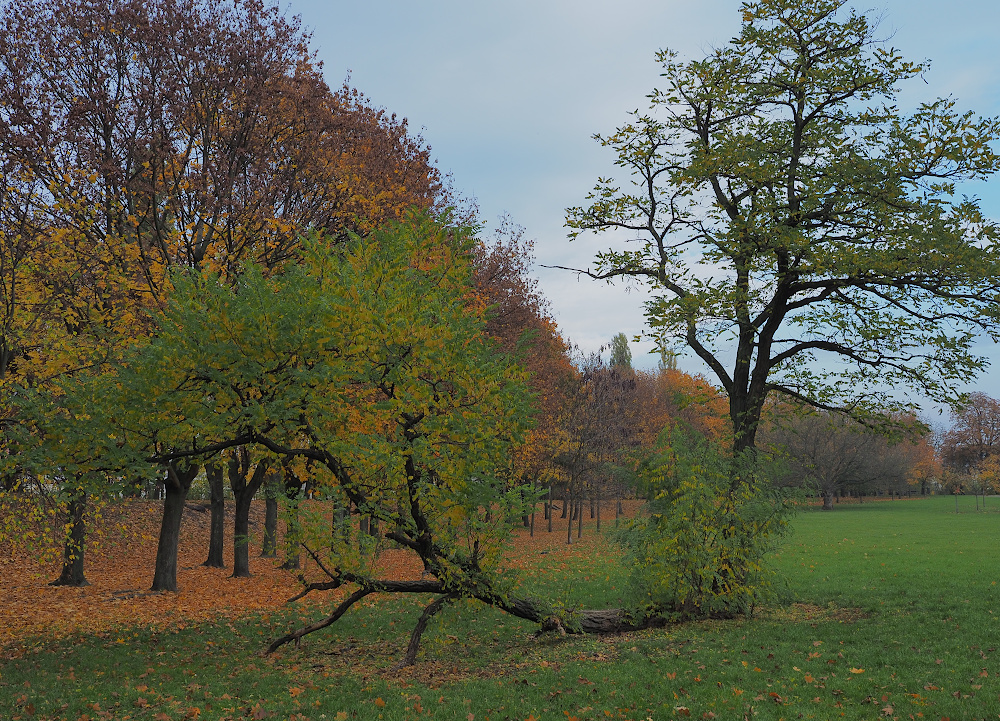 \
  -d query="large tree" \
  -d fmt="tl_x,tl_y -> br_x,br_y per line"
941,391 -> 1000,473
565,0 -> 1000,459
0,0 -> 444,588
